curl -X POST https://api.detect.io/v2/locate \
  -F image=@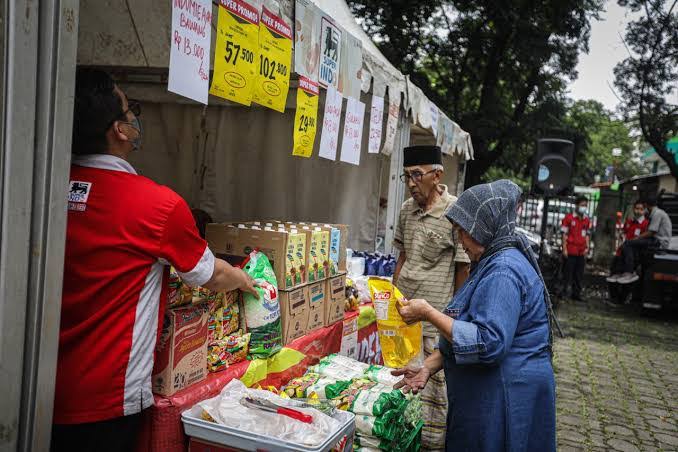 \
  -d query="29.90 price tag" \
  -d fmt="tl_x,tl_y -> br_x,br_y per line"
292,77 -> 320,158
210,0 -> 260,106
251,6 -> 292,113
